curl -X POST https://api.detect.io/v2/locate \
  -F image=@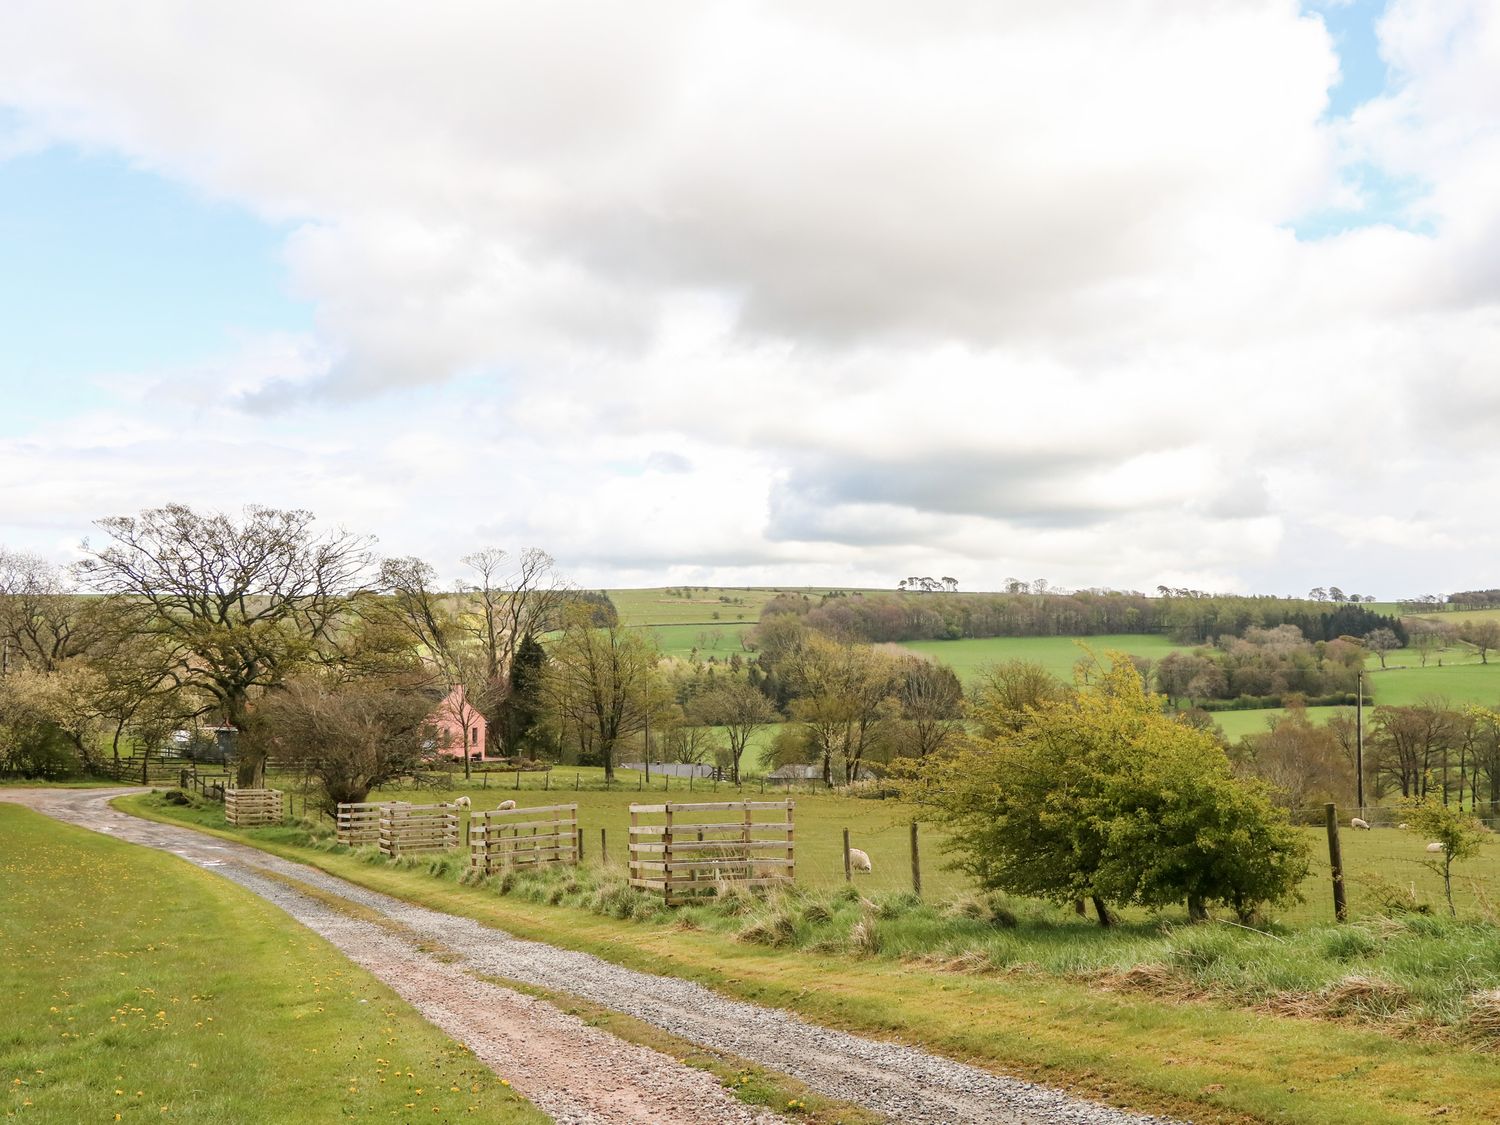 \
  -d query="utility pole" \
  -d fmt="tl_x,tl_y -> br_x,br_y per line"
1356,670 -> 1365,813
